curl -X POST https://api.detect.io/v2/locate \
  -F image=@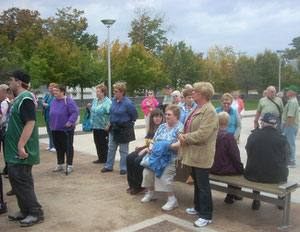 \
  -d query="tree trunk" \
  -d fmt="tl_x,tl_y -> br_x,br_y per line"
80,87 -> 84,107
